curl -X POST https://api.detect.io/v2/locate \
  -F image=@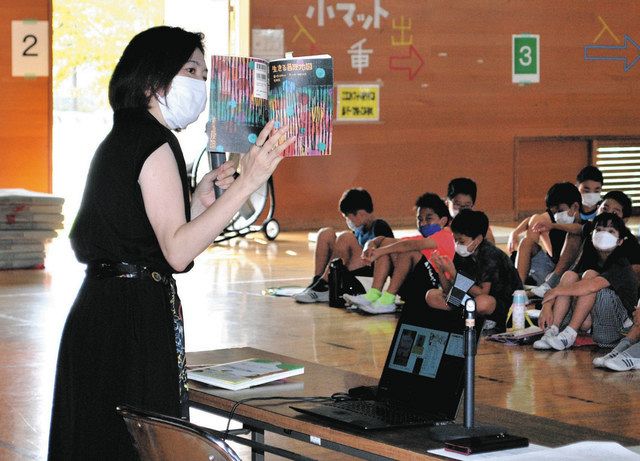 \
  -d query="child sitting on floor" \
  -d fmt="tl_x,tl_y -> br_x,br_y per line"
534,213 -> 638,351
344,193 -> 454,314
445,177 -> 496,244
510,182 -> 582,289
294,188 -> 393,304
426,210 -> 523,333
